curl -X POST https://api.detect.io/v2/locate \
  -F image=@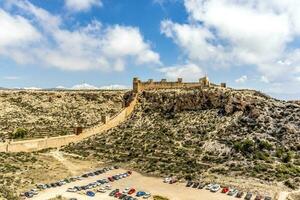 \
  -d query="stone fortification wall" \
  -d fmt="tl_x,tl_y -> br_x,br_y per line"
0,94 -> 138,152
133,77 -> 226,93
